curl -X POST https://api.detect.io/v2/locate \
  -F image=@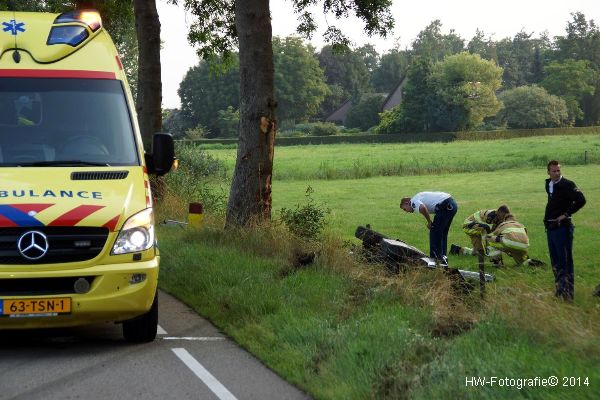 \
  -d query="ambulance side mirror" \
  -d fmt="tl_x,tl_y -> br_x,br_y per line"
145,132 -> 175,176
